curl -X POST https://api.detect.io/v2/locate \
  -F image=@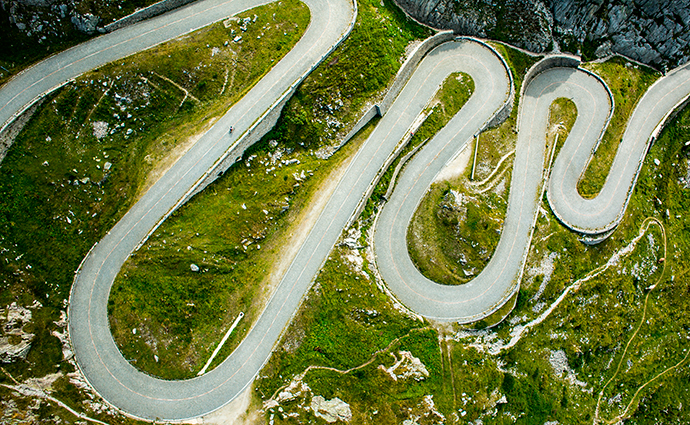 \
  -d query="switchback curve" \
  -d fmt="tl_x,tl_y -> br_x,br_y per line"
374,56 -> 690,322
6,0 -> 356,420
